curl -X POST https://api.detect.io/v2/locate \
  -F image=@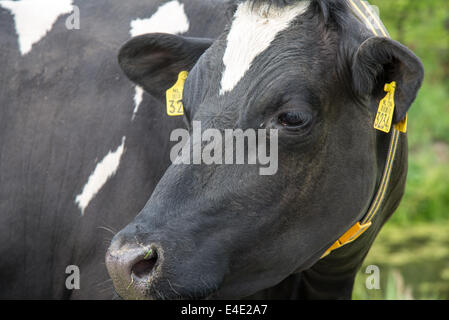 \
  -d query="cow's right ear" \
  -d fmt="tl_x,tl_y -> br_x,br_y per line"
118,33 -> 213,102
